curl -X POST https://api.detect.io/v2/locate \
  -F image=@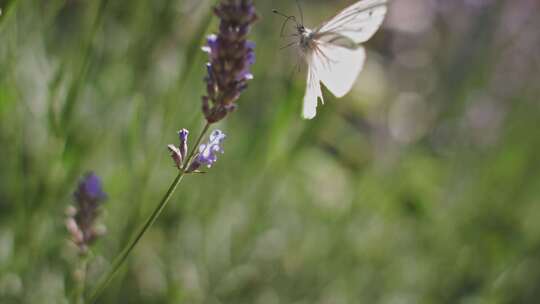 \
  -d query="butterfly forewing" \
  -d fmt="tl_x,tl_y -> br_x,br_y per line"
316,0 -> 387,44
